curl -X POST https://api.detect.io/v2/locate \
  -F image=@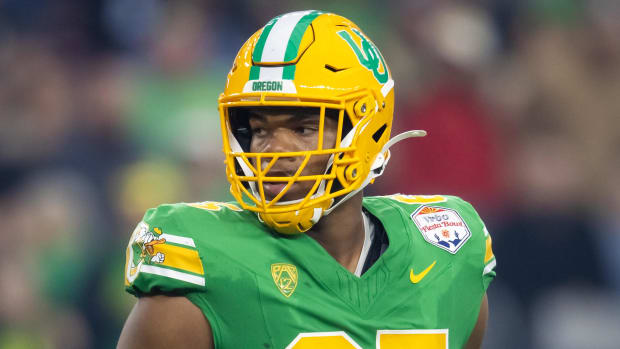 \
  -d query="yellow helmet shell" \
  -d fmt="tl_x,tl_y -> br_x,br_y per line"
219,11 -> 396,234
